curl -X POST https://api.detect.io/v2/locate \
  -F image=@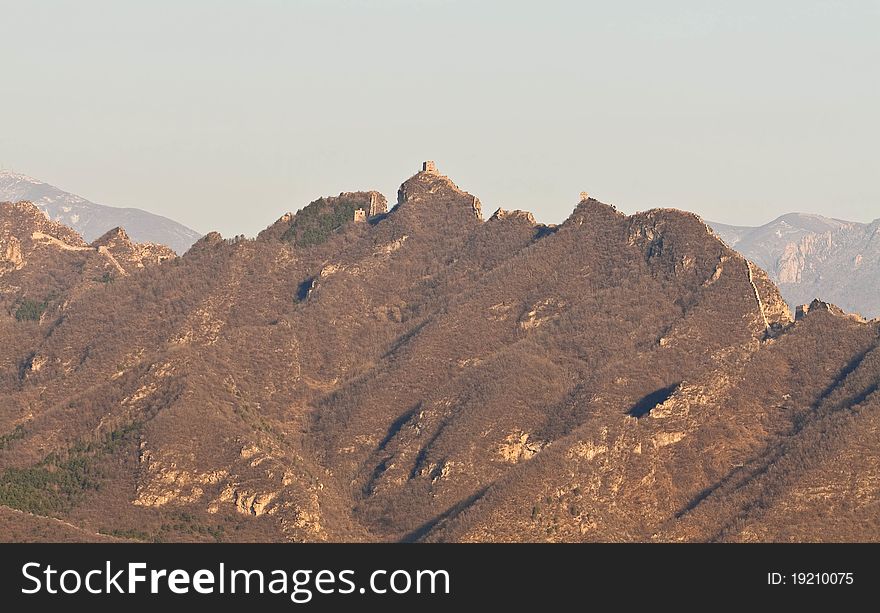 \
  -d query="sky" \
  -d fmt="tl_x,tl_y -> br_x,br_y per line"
1,0 -> 878,237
